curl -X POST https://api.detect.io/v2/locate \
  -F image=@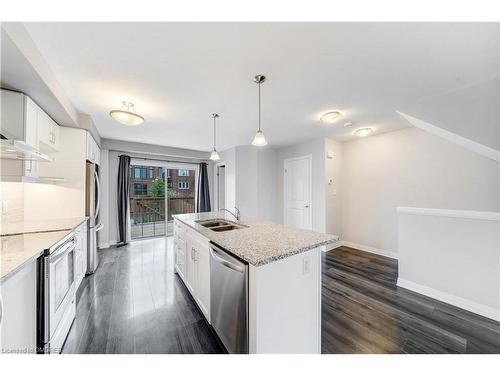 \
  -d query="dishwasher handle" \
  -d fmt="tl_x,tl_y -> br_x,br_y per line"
210,247 -> 245,273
